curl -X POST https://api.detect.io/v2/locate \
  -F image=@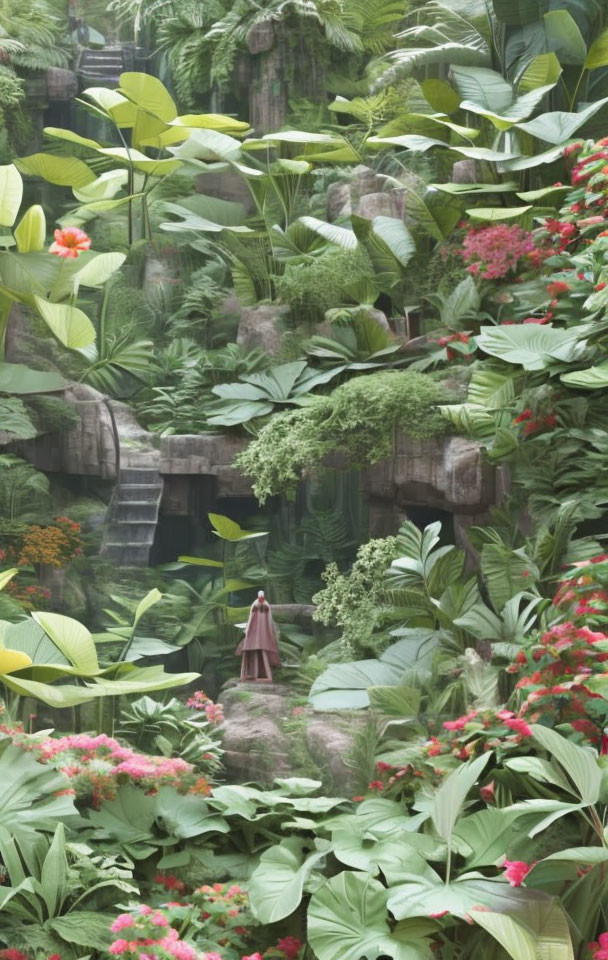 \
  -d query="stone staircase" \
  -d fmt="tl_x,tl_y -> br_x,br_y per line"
78,46 -> 125,88
100,403 -> 164,567
101,464 -> 163,566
